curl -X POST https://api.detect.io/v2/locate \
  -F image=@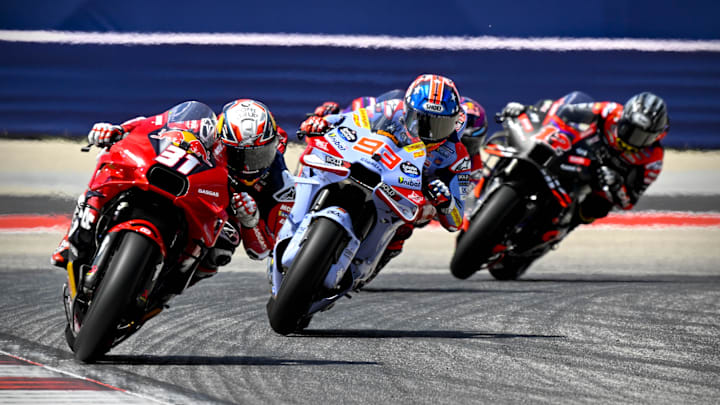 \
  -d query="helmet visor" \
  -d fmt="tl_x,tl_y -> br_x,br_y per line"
617,121 -> 660,148
405,109 -> 457,142
462,114 -> 487,138
227,137 -> 278,174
